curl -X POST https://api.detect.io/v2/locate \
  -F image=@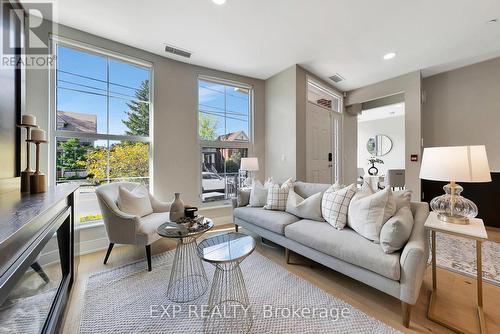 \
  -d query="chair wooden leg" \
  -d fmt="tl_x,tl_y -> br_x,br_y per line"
235,224 -> 239,232
145,245 -> 152,272
285,248 -> 290,264
103,243 -> 114,264
402,302 -> 412,328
